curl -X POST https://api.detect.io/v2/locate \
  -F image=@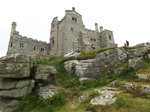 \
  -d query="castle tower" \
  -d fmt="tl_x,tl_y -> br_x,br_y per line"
49,17 -> 59,55
95,23 -> 99,32
11,22 -> 17,35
